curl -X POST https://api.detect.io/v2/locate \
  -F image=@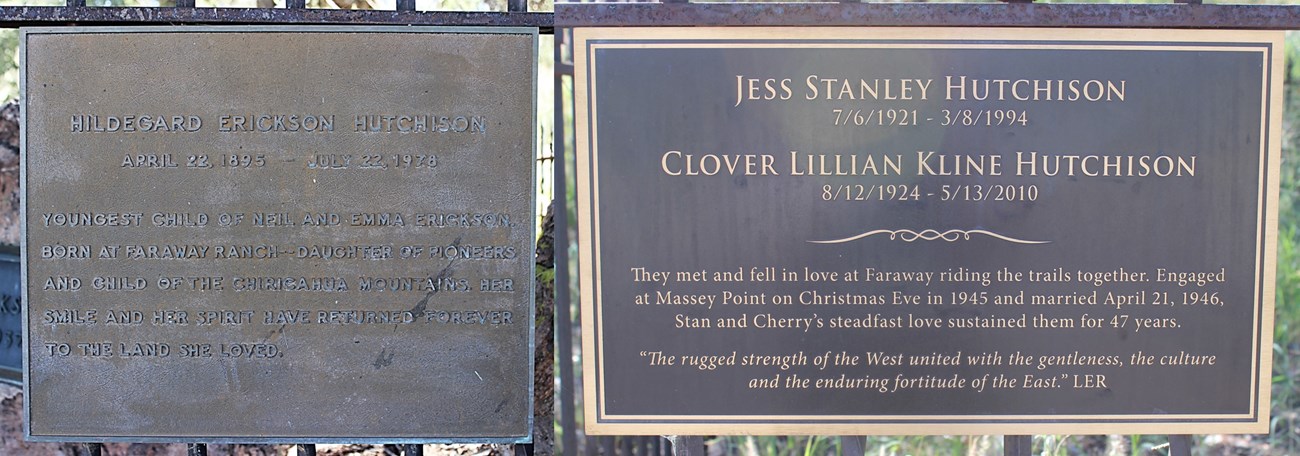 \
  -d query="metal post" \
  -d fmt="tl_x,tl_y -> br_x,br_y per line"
1003,436 -> 1032,456
666,436 -> 704,456
514,443 -> 534,456
396,0 -> 415,11
403,444 -> 423,456
297,444 -> 317,456
84,443 -> 103,456
840,436 -> 865,456
286,0 -> 306,9
187,444 -> 208,456
1168,435 -> 1193,456
508,0 -> 526,12
554,26 -> 581,456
